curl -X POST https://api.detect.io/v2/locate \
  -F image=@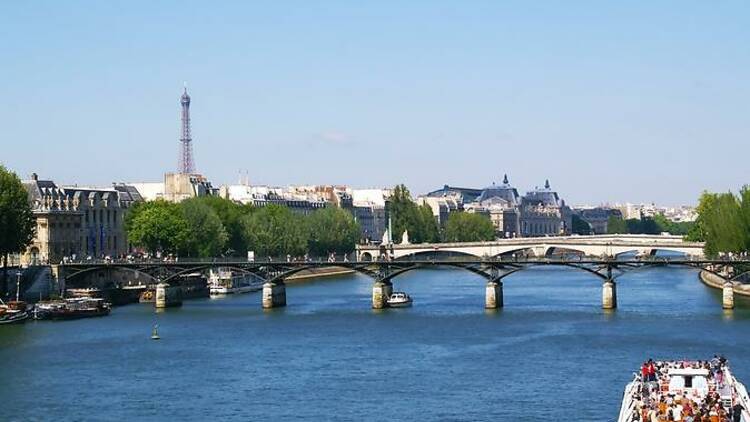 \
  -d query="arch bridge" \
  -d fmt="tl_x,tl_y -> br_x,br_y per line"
355,234 -> 705,261
56,254 -> 747,311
